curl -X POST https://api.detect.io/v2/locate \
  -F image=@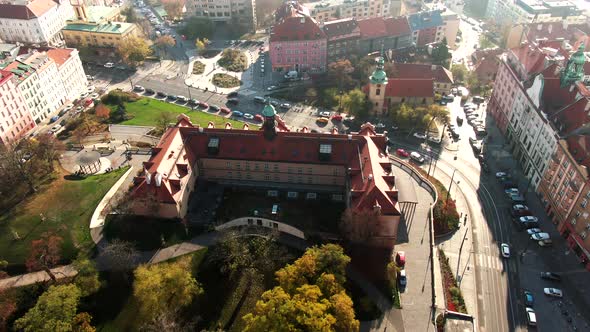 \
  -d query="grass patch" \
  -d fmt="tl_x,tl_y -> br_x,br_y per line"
0,167 -> 129,272
218,49 -> 248,72
212,73 -> 241,88
117,98 -> 255,129
192,61 -> 205,75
